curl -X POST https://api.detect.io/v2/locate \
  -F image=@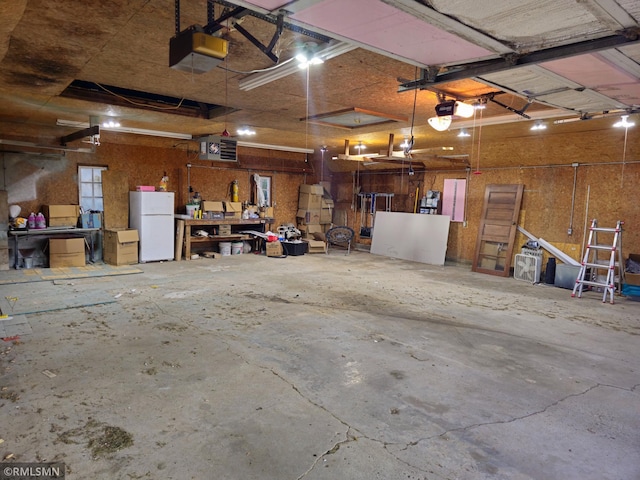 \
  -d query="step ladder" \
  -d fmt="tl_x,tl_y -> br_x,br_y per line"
572,219 -> 624,303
